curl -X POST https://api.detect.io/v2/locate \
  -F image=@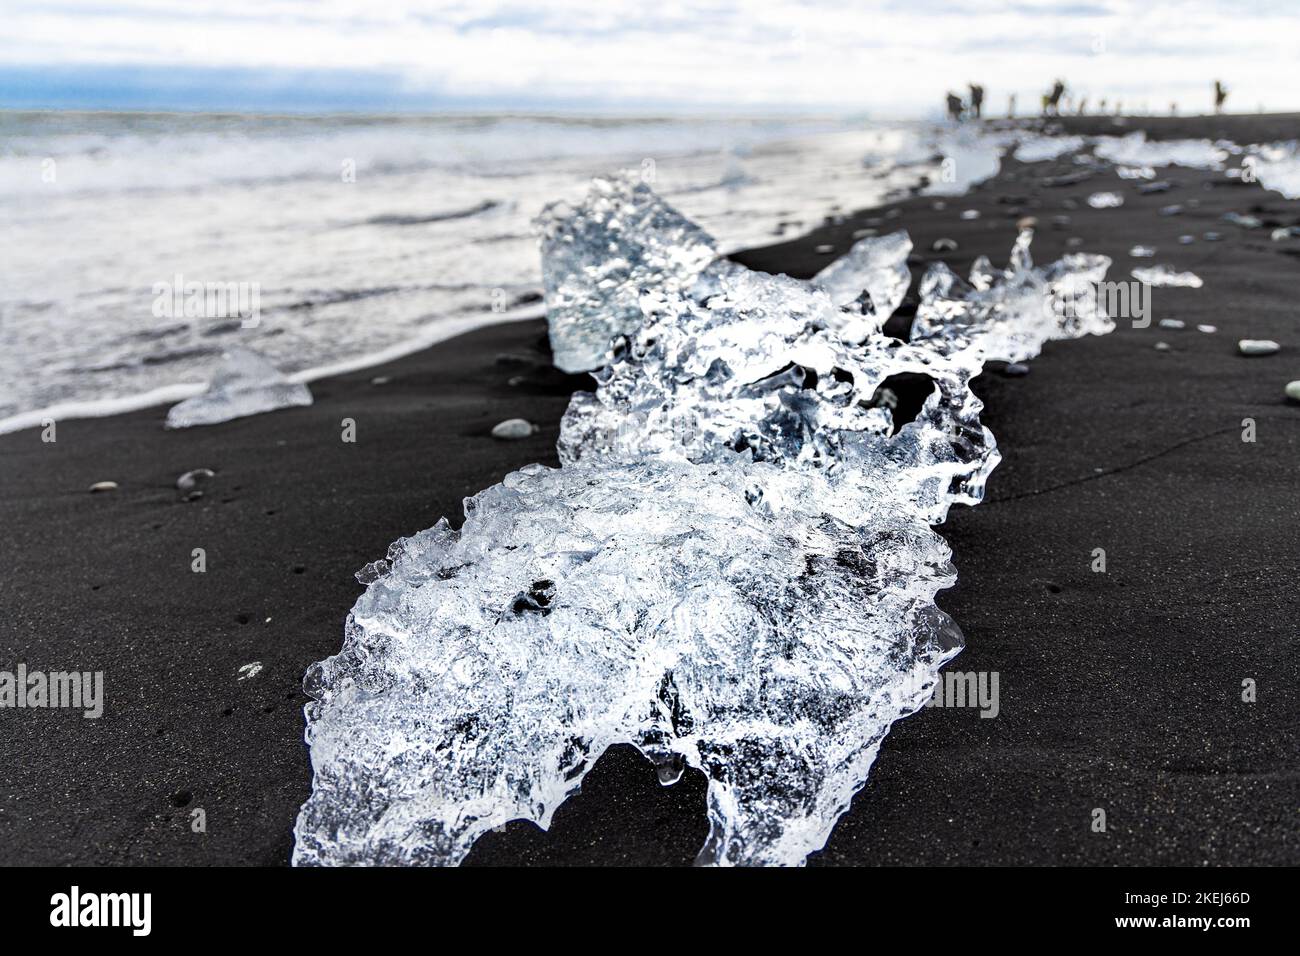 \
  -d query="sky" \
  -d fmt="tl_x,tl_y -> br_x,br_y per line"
2,0 -> 1298,117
